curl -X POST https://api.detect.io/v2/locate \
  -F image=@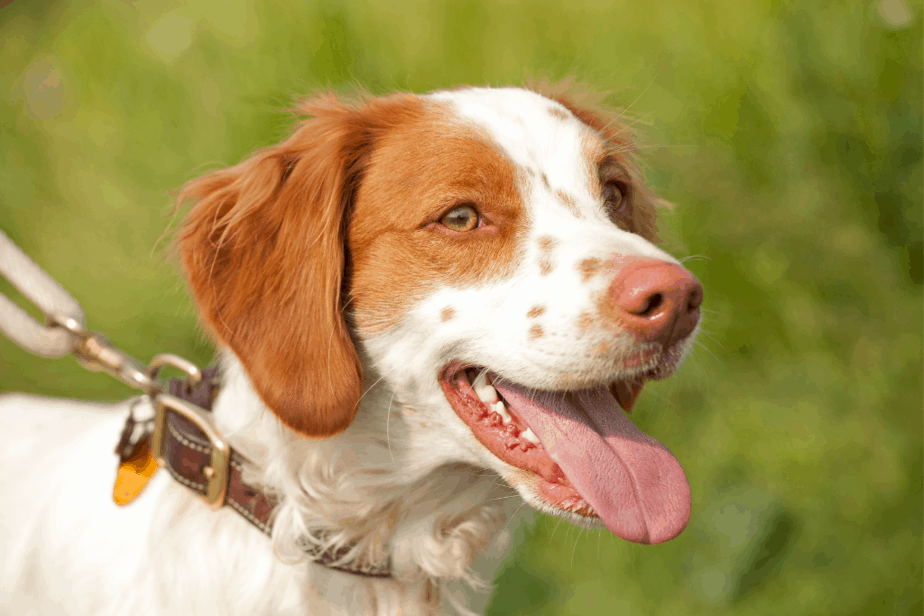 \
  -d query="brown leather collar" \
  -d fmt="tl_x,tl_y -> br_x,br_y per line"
116,366 -> 392,579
